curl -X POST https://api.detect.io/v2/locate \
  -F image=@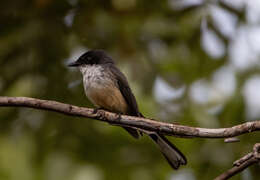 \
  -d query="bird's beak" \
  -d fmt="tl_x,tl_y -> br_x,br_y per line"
68,61 -> 80,67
